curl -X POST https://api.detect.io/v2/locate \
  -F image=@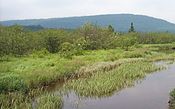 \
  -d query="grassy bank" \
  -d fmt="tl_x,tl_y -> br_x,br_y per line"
1,44 -> 174,93
63,60 -> 161,97
0,92 -> 62,109
0,44 -> 175,108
